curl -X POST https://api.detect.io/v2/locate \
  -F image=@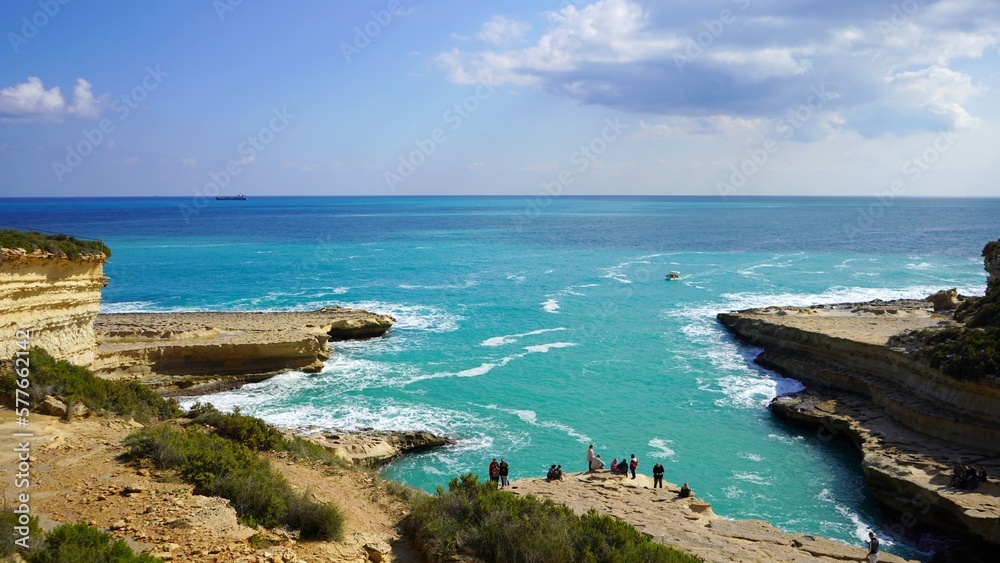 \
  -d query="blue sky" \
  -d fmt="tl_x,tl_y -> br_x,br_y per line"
2,0 -> 999,197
